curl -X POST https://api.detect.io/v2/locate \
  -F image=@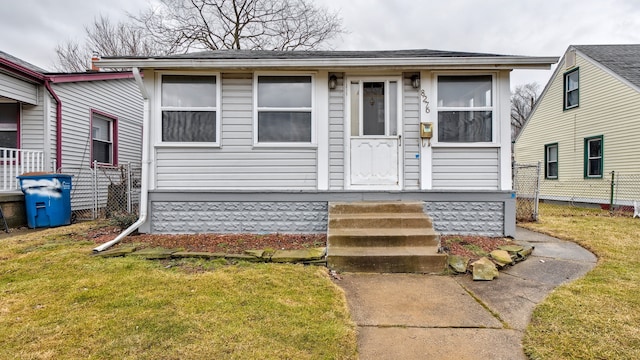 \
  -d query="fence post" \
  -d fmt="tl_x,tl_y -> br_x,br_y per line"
534,161 -> 541,221
610,171 -> 616,214
126,162 -> 132,213
93,160 -> 98,220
